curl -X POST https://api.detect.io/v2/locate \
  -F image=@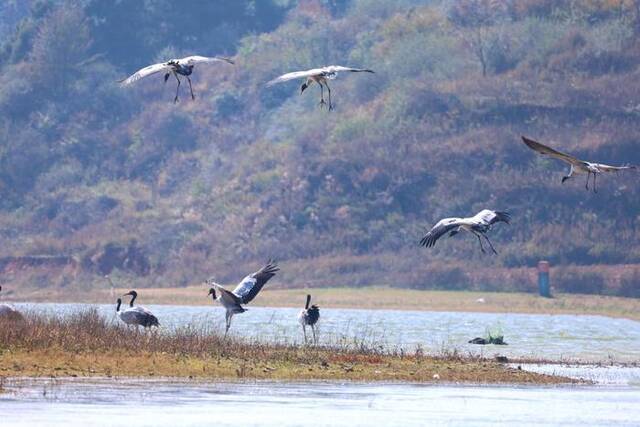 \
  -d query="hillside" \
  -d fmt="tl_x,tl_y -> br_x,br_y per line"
0,0 -> 639,298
